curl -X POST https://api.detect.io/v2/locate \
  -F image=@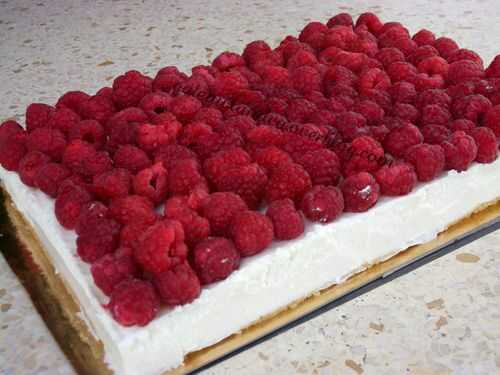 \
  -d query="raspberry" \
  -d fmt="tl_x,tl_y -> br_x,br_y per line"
192,237 -> 240,284
309,110 -> 337,128
212,51 -> 245,71
55,183 -> 92,229
380,35 -> 417,57
68,119 -> 105,149
96,87 -> 113,99
447,49 -> 484,68
483,105 -> 500,137
108,279 -> 160,326
323,26 -> 357,50
447,60 -> 485,85
417,89 -> 451,109
92,168 -> 131,201
34,162 -> 71,197
167,158 -> 205,196
193,107 -> 223,127
109,195 -> 157,225
265,162 -> 312,203
153,67 -> 188,92
421,124 -> 451,144
199,192 -> 247,236
63,140 -> 112,177
294,149 -> 342,186
420,104 -> 450,126
417,56 -> 449,78
212,71 -> 249,98
404,143 -> 445,182
113,145 -> 152,174
285,98 -> 317,123
80,95 -> 116,124
136,123 -> 173,152
389,82 -> 417,105
76,201 -> 111,235
91,249 -> 138,296
259,65 -> 291,89
330,51 -> 367,73
120,221 -> 151,249
452,94 -> 492,122
327,13 -> 354,28
446,81 -> 476,99
203,147 -> 251,182
343,135 -> 385,176
170,95 -> 202,123
374,161 -> 417,196
164,196 -> 210,246
222,115 -> 256,137
251,146 -> 291,173
449,119 -> 476,134
134,220 -> 186,274
154,144 -> 197,170
131,163 -> 168,204
441,131 -> 478,171
413,73 -> 445,92
0,126 -> 26,171
340,172 -> 380,212
26,128 -> 67,160
350,37 -> 378,57
300,185 -> 344,223
470,127 -> 498,163
334,111 -> 369,142
138,92 -> 172,119
153,262 -> 201,306
291,66 -> 321,94
263,199 -> 304,241
56,91 -> 90,115
76,219 -> 121,263
386,62 -> 417,83
112,70 -> 152,109
299,21 -> 328,46
358,68 -> 391,93
18,151 -> 50,186
384,123 -> 423,158
433,37 -> 459,59
370,125 -> 390,143
391,103 -> 419,123
230,210 -> 273,256
286,49 -> 318,71
412,29 -> 436,46
46,107 -> 81,134
233,89 -> 267,115
243,40 -> 272,63
486,55 -> 500,78
375,48 -> 405,68
408,45 -> 439,66
355,12 -> 383,35
212,163 -> 268,209
26,103 -> 54,132
106,107 -> 148,130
